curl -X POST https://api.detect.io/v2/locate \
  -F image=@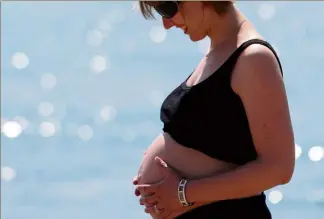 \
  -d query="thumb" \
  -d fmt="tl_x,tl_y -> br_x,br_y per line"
154,156 -> 169,175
